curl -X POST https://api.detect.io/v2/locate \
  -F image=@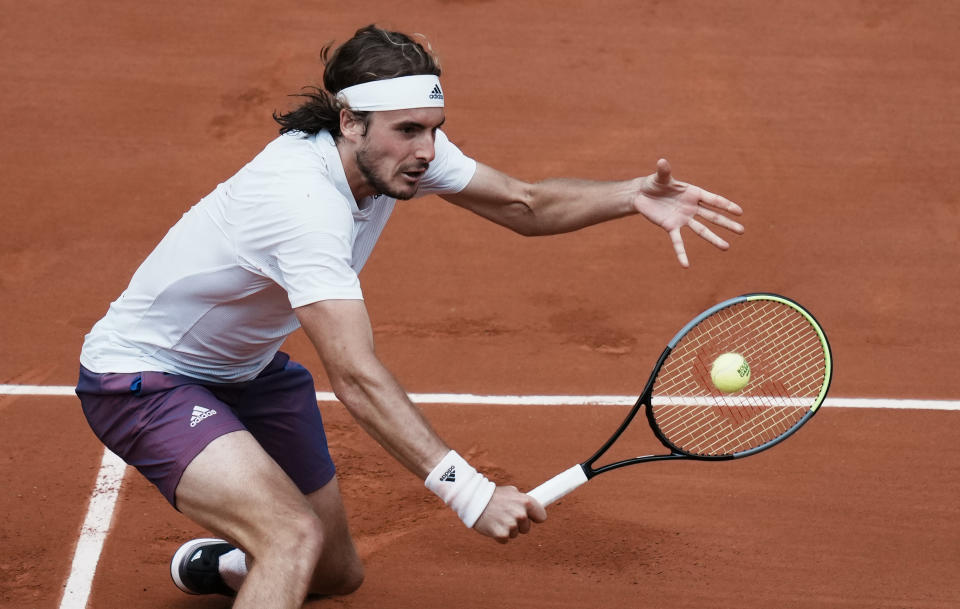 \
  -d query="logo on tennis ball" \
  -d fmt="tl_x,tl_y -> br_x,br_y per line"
710,352 -> 751,393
